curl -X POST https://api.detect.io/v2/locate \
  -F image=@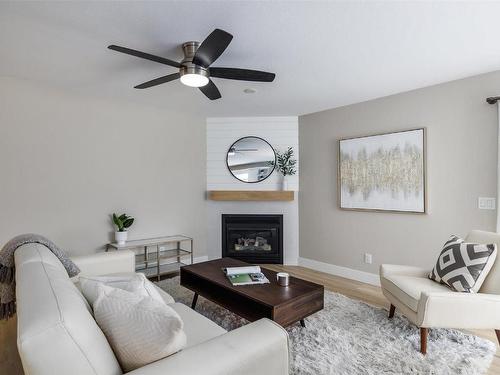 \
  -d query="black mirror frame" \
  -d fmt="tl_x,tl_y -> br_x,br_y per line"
226,136 -> 276,184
